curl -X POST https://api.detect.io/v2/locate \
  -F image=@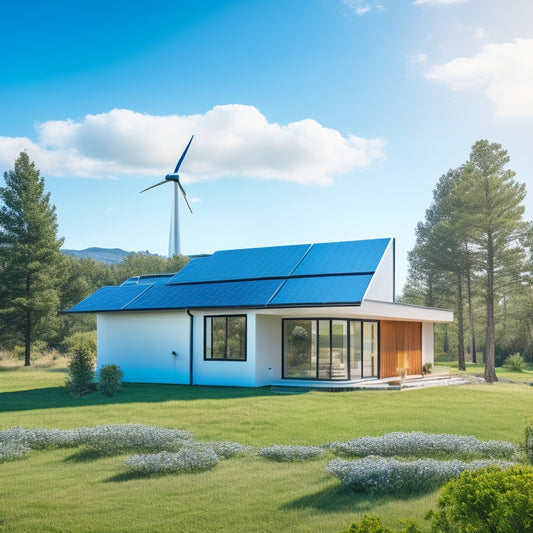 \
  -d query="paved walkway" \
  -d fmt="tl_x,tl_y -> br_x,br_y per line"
270,373 -> 485,392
